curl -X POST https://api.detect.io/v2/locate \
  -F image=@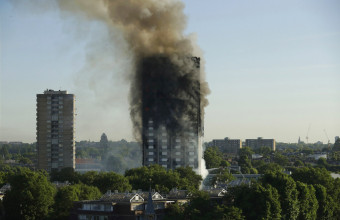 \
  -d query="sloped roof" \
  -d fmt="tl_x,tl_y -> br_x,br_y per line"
167,189 -> 191,199
100,192 -> 144,203
205,188 -> 227,197
139,191 -> 164,201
